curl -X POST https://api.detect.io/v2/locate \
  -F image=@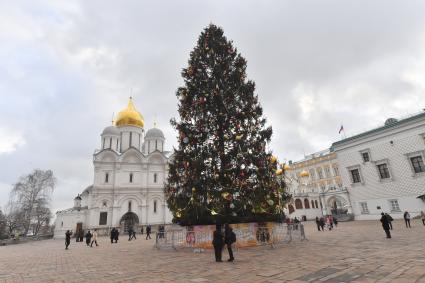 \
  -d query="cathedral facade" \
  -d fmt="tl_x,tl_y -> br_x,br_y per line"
54,98 -> 173,238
